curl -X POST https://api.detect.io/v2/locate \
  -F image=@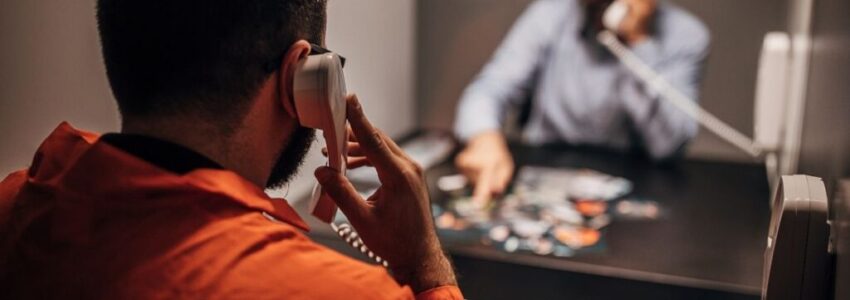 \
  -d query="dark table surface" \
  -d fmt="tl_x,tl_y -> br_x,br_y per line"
300,141 -> 771,299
